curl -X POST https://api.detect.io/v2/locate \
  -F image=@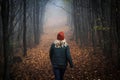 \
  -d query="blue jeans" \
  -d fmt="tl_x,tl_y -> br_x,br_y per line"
53,67 -> 66,80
